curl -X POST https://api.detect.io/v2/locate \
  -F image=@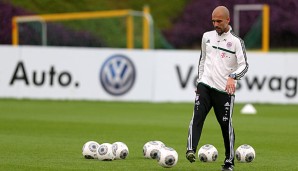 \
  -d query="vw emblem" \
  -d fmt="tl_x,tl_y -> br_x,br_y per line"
100,54 -> 136,96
